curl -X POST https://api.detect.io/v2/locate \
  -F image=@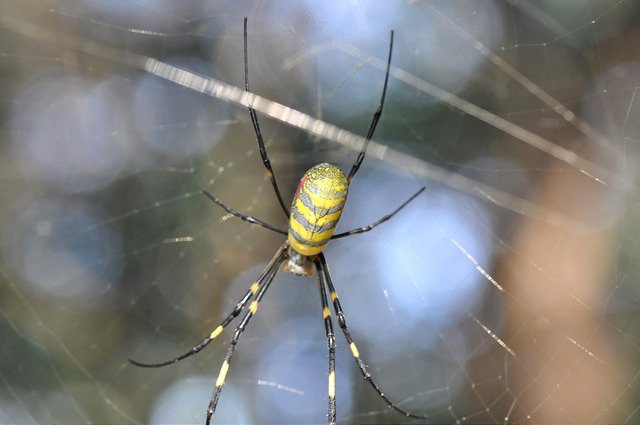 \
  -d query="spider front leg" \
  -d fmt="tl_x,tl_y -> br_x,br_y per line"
243,17 -> 289,218
317,254 -> 430,421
